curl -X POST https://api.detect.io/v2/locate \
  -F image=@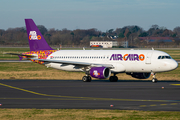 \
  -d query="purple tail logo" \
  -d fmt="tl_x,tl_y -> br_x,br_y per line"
29,31 -> 41,40
25,19 -> 53,51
